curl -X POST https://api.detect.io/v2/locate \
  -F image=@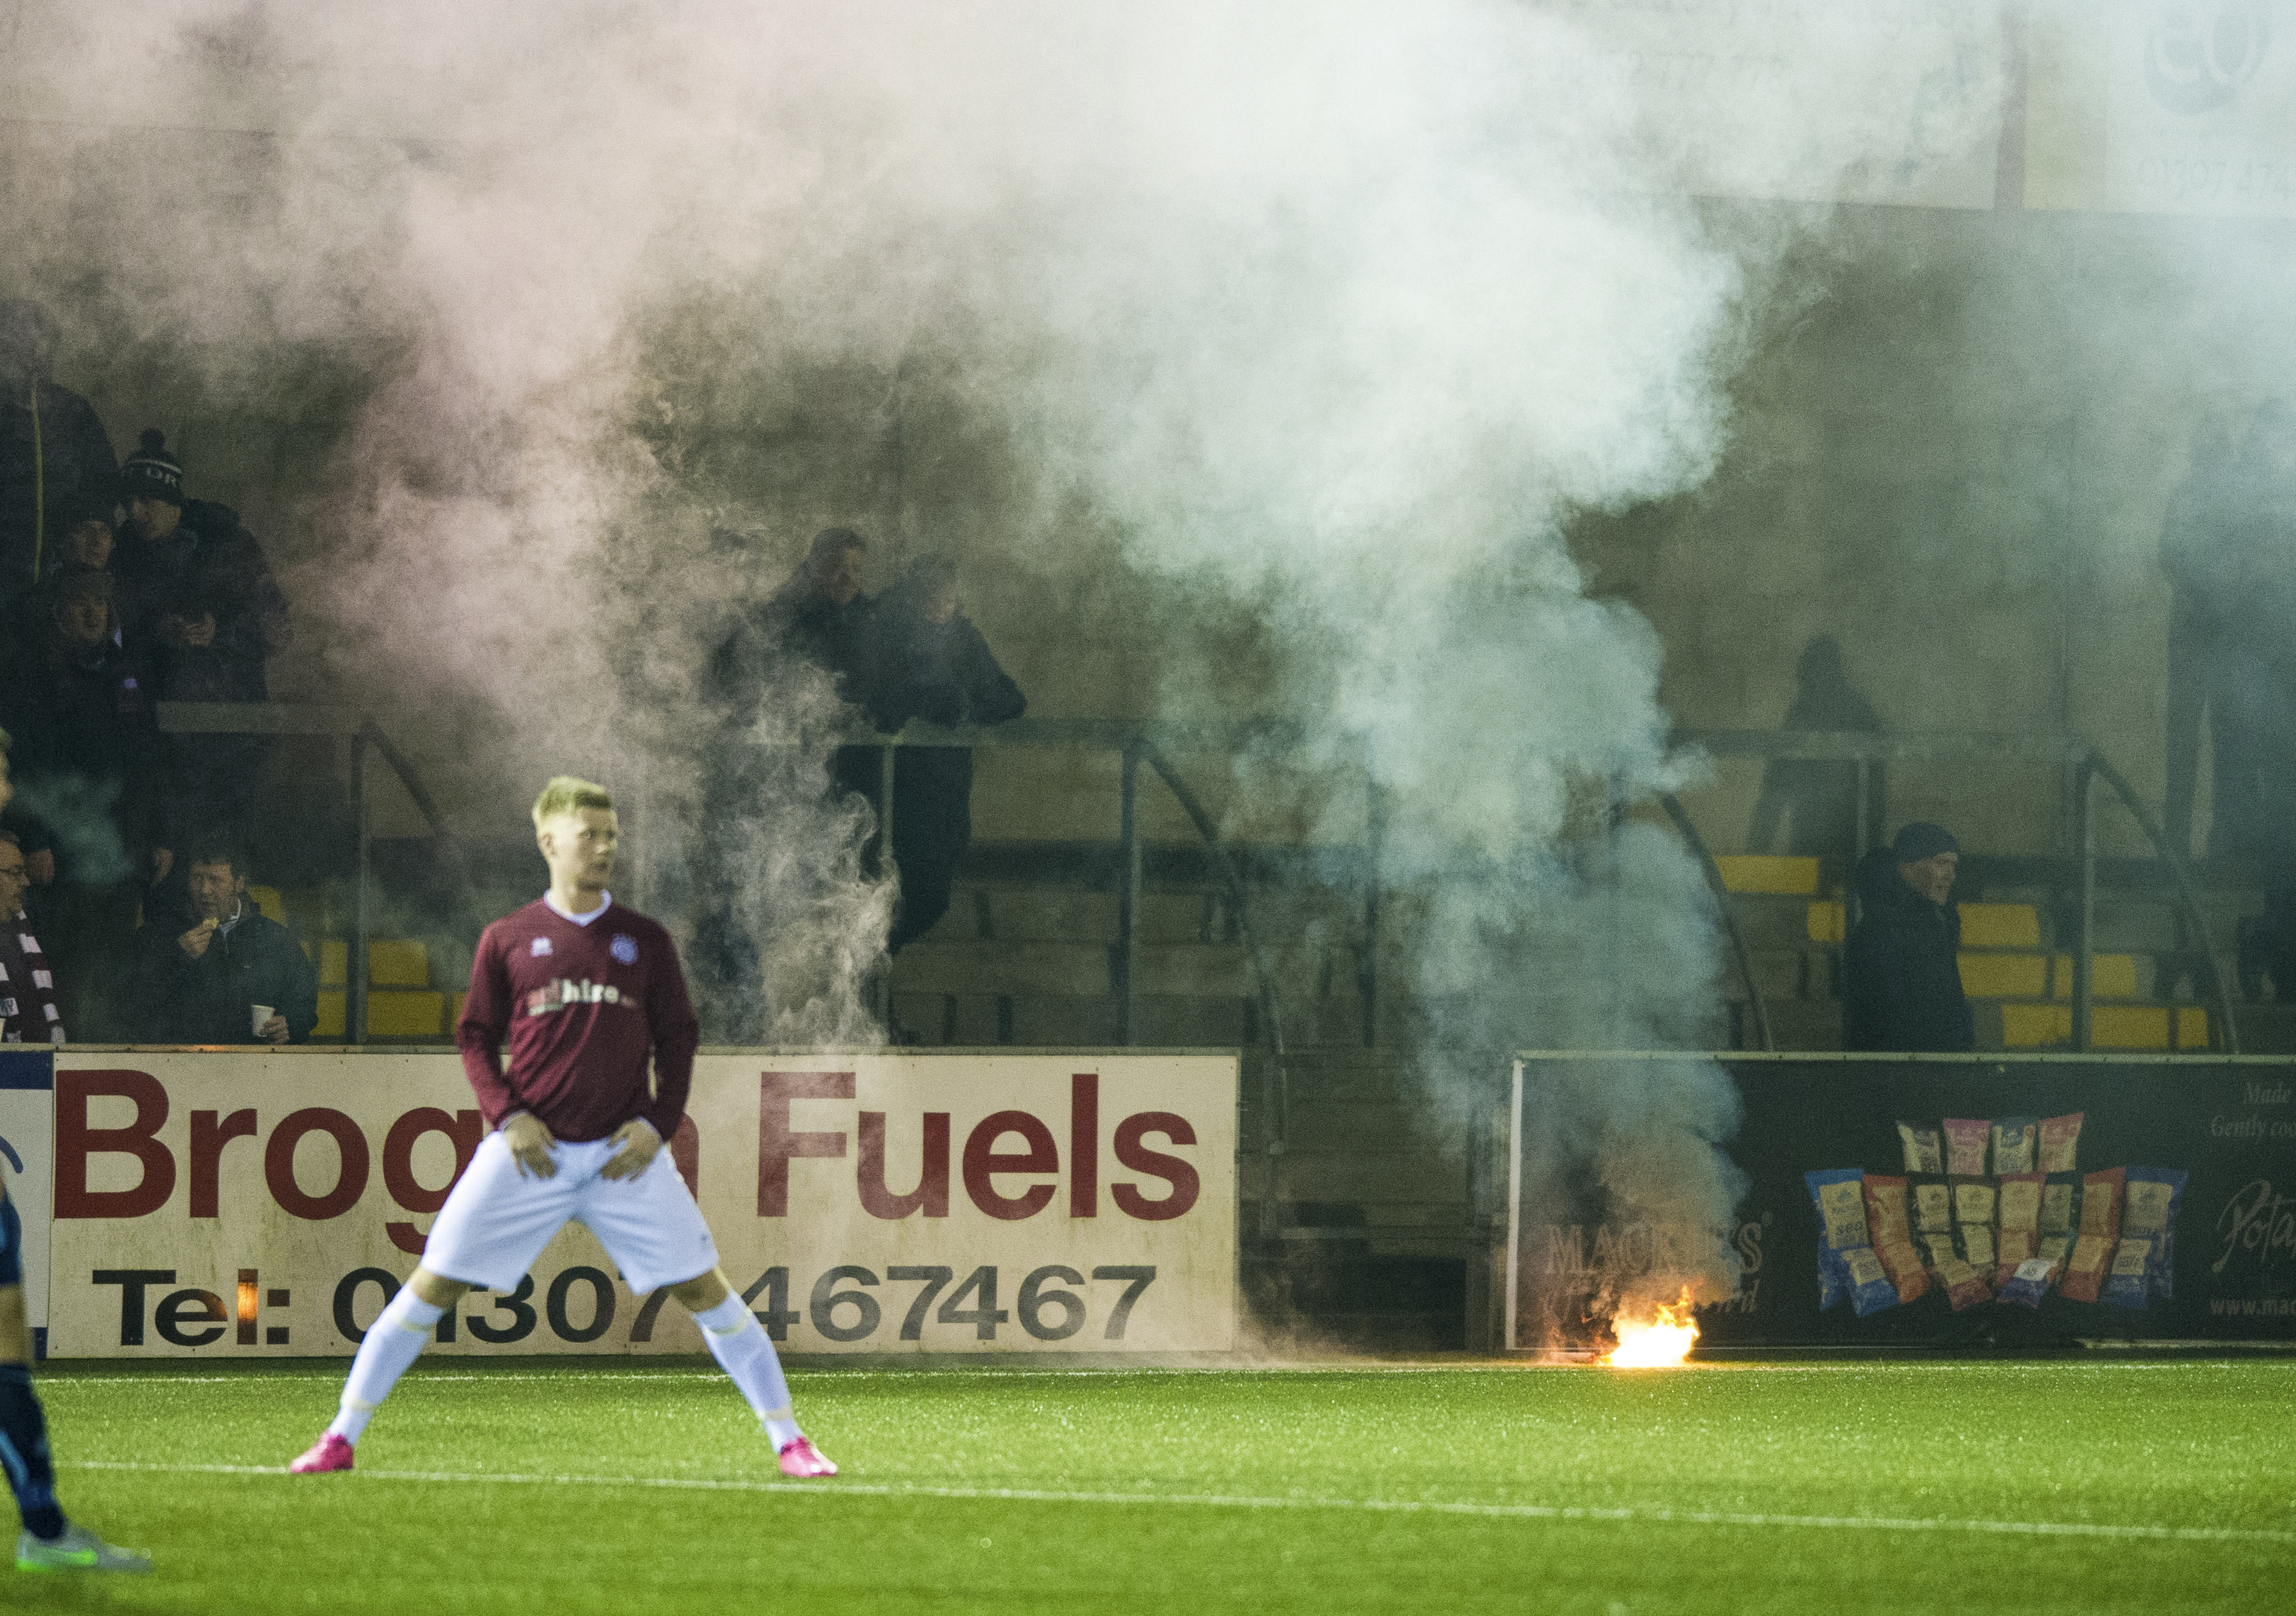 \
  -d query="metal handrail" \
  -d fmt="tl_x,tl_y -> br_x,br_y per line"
840,720 -> 1322,1243
1670,727 -> 2238,1054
